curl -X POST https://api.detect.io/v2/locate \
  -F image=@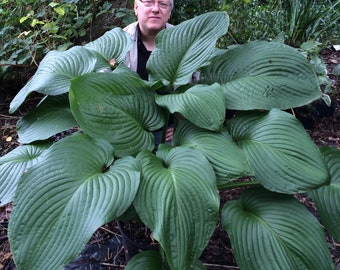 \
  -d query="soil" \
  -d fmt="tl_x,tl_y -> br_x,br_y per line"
0,48 -> 339,269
